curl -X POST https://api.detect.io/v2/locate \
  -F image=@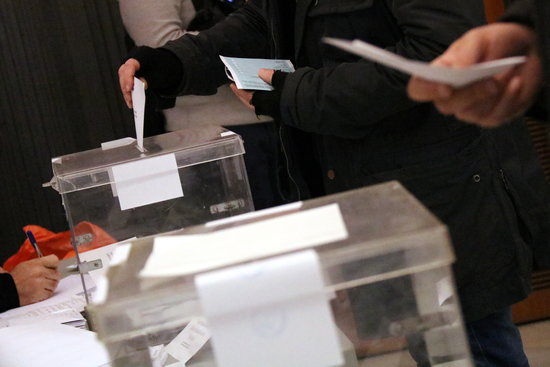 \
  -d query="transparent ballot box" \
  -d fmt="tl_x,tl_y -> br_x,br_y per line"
46,126 -> 253,248
87,181 -> 472,367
